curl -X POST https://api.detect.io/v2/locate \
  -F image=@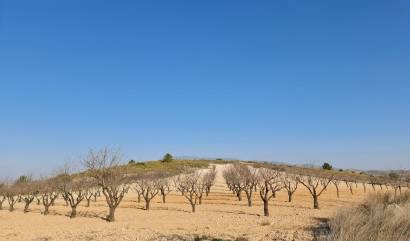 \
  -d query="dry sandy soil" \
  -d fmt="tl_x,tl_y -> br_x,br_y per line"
0,165 -> 375,241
